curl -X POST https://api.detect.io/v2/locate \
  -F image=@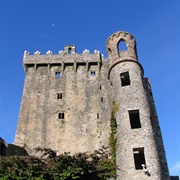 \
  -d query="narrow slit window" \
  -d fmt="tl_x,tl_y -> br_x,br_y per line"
58,113 -> 64,119
91,71 -> 96,76
101,97 -> 103,102
133,148 -> 146,170
97,113 -> 99,119
57,93 -> 63,99
120,71 -> 130,86
100,86 -> 101,90
55,71 -> 61,77
129,110 -> 141,129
